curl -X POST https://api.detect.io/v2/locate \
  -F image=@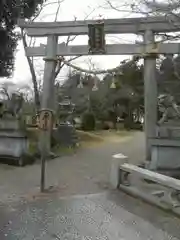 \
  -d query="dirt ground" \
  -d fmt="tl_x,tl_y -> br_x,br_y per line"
0,130 -> 140,203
